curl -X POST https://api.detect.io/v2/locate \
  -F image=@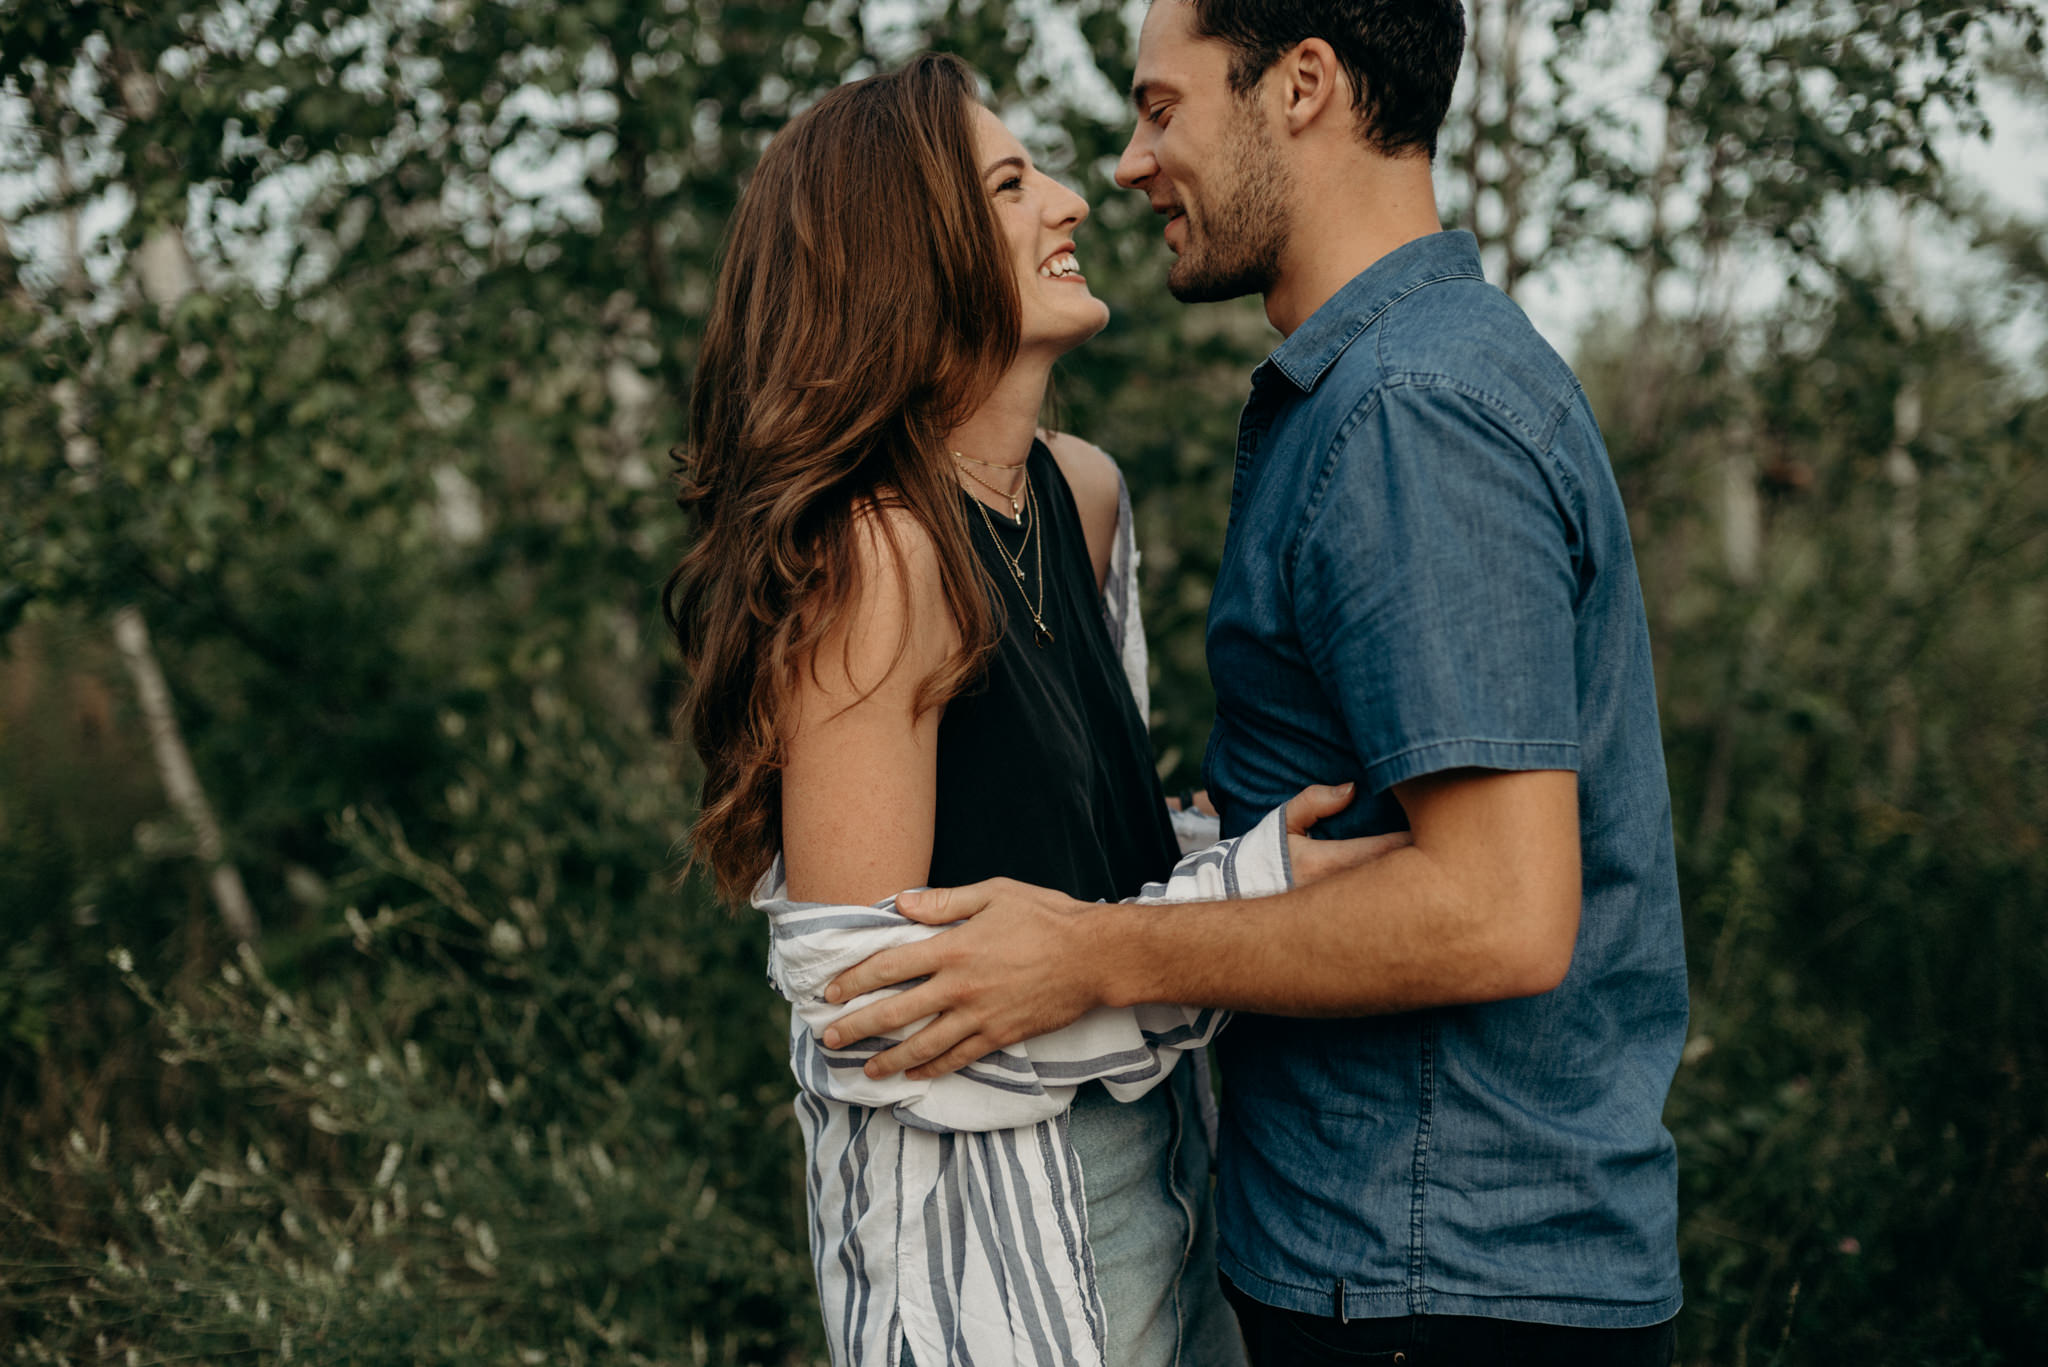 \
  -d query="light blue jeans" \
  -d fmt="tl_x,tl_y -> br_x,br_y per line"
898,1062 -> 1245,1367
1067,1062 -> 1248,1367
